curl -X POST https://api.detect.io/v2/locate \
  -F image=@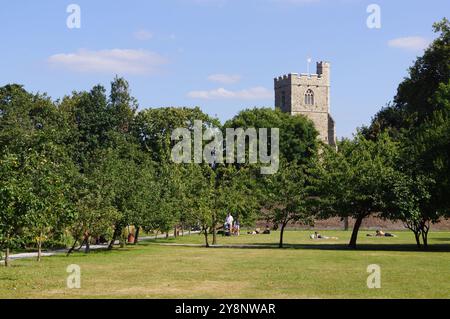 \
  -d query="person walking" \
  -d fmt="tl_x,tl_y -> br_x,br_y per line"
233,219 -> 240,236
225,213 -> 234,235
